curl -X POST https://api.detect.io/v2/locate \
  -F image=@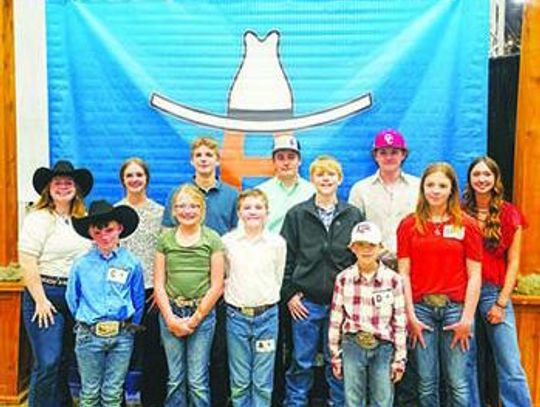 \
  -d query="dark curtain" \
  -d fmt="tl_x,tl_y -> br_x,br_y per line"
487,54 -> 520,200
